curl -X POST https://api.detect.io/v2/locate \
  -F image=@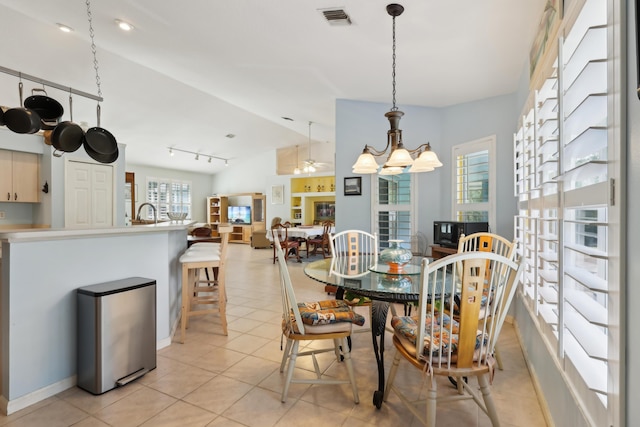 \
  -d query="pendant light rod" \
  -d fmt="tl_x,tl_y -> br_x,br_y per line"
0,65 -> 103,102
